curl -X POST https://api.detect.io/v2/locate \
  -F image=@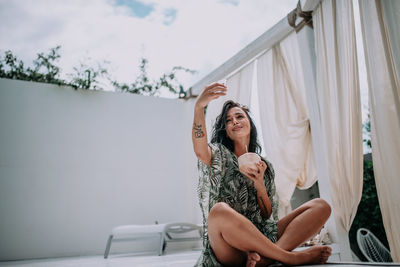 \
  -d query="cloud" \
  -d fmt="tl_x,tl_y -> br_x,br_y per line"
114,0 -> 154,18
0,0 -> 298,91
163,8 -> 177,25
218,0 -> 239,6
